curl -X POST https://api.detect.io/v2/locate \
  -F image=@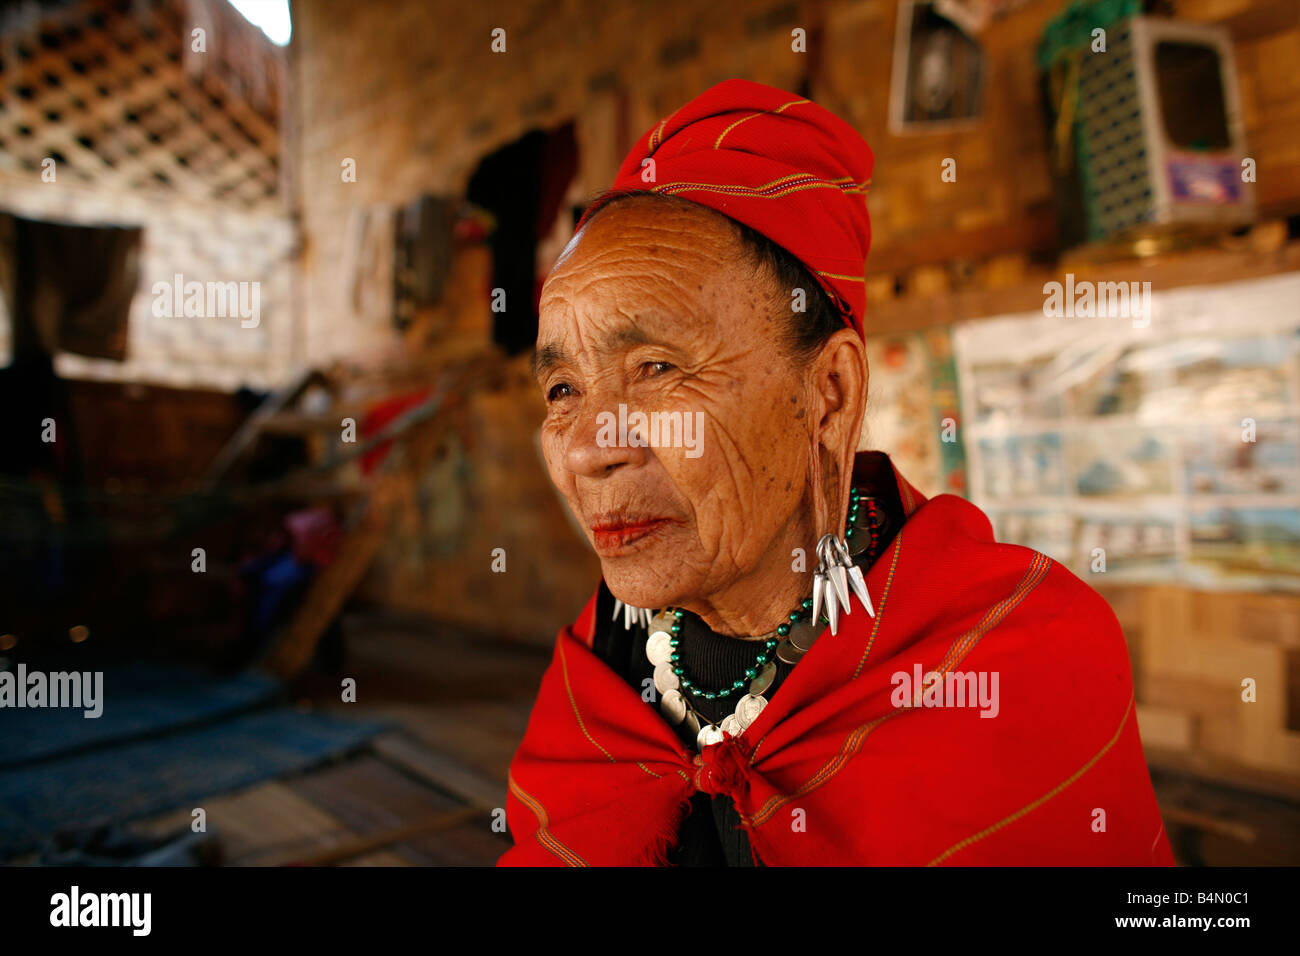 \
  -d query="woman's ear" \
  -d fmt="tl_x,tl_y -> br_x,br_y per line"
810,329 -> 868,532
806,393 -> 830,540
